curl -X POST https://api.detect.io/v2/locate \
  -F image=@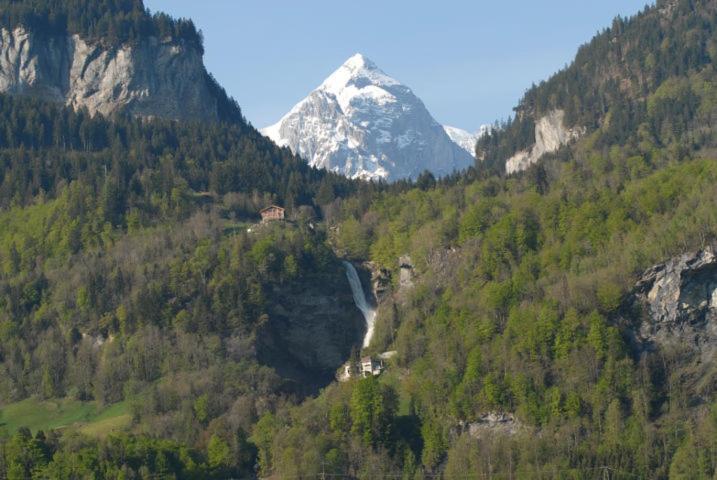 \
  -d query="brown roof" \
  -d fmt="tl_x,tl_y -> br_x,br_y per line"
259,205 -> 285,213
